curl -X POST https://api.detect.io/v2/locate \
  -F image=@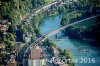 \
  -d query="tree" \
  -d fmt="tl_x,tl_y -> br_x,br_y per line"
58,5 -> 66,13
50,41 -> 57,48
32,0 -> 45,8
58,47 -> 63,53
60,11 -> 82,26
22,27 -> 27,34
31,35 -> 35,42
9,10 -> 21,25
8,24 -> 17,33
9,41 -> 15,47
0,2 -> 10,18
8,33 -> 15,41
